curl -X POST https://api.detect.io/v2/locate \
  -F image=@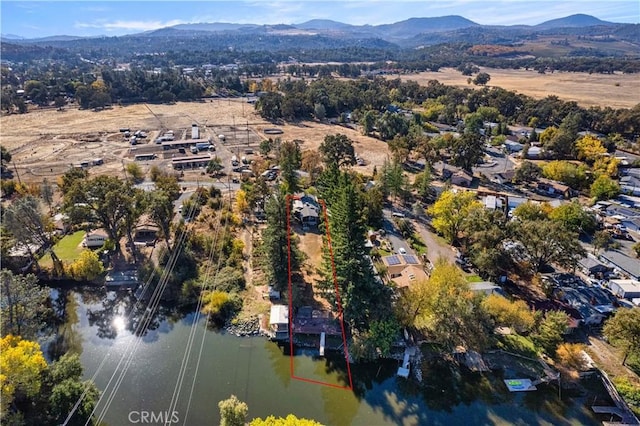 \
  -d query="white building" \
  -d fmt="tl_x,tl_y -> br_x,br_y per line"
609,280 -> 640,299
